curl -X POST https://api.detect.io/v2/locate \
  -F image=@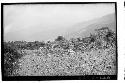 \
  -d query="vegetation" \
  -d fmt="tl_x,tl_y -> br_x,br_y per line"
4,42 -> 23,76
4,27 -> 116,76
